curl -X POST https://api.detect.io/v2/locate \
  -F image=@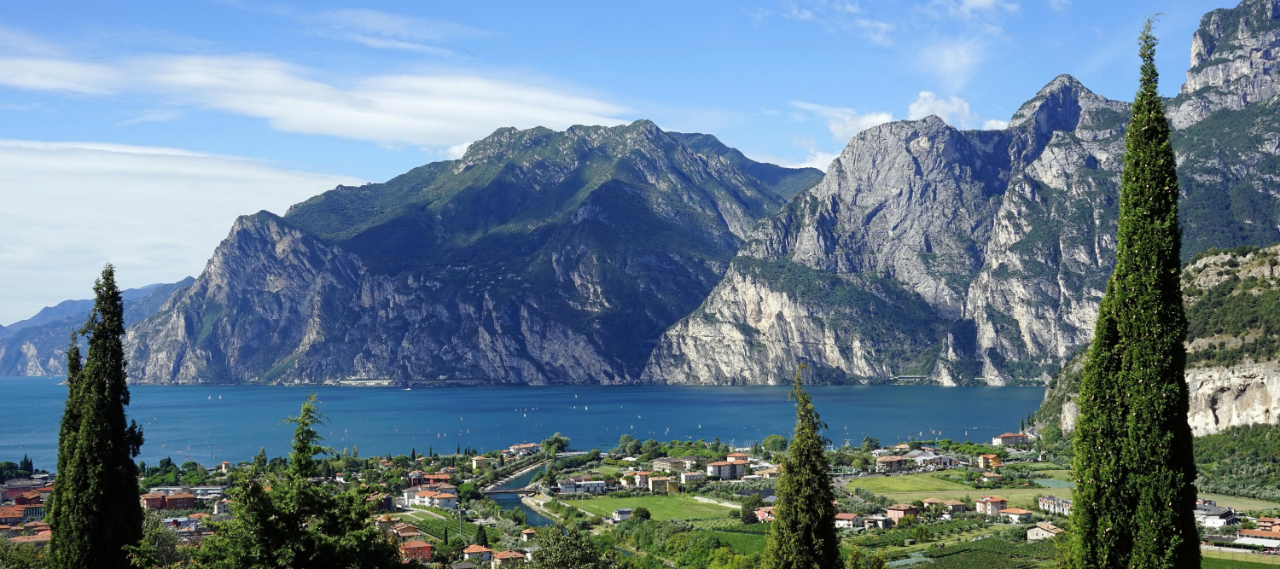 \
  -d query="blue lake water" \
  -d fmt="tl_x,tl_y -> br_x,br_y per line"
0,376 -> 1045,474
